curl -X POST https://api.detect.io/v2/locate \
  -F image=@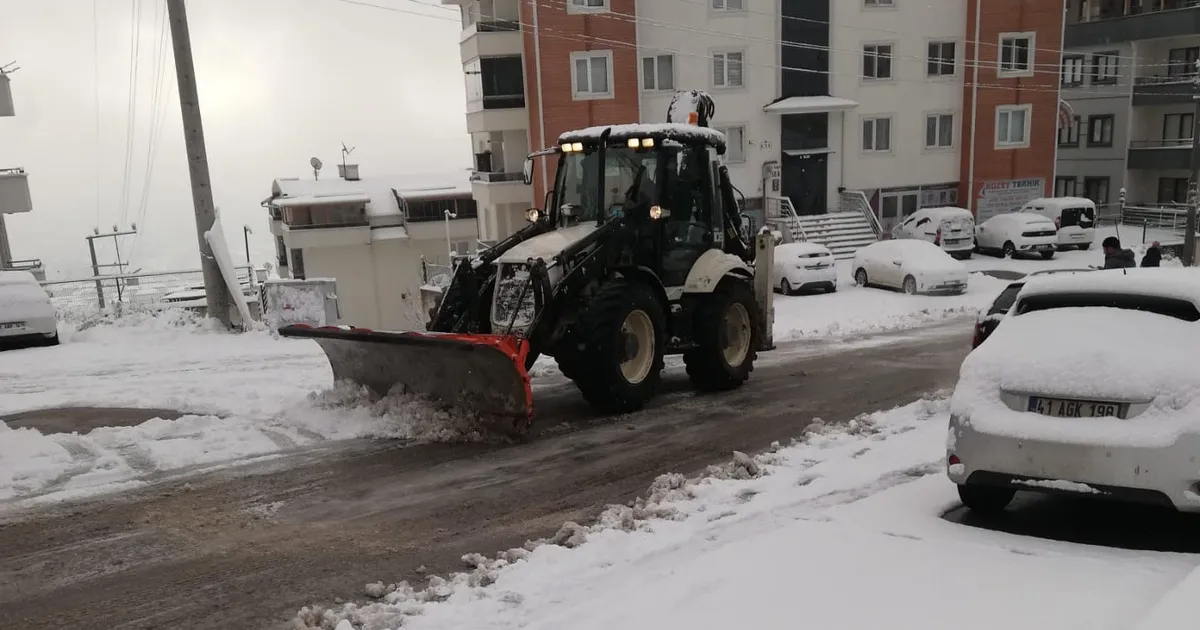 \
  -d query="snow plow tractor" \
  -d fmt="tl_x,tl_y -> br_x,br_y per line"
279,90 -> 776,434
